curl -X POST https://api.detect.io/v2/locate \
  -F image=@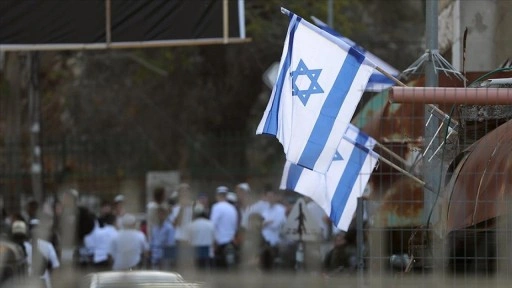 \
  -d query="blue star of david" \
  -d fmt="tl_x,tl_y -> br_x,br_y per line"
333,151 -> 343,161
291,59 -> 324,105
